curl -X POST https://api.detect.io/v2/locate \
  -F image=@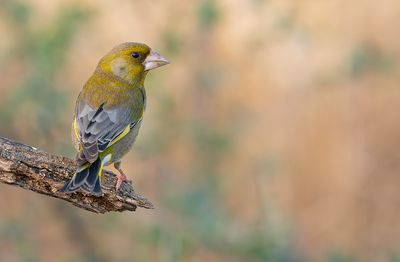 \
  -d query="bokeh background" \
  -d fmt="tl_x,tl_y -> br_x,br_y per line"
1,0 -> 400,261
